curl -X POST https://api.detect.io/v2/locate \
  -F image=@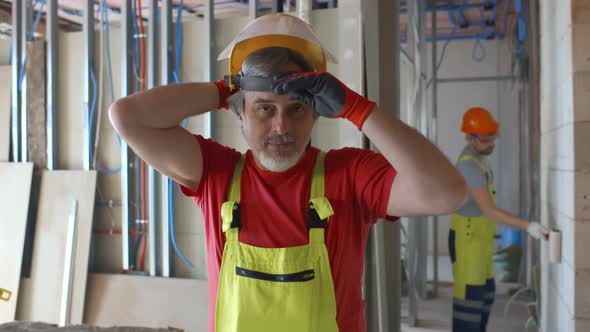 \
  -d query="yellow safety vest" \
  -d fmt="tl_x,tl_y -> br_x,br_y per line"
450,154 -> 497,300
215,151 -> 339,332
